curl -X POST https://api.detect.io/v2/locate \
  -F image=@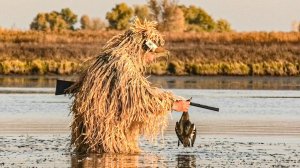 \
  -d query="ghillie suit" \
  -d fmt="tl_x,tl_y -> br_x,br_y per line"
68,19 -> 176,154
